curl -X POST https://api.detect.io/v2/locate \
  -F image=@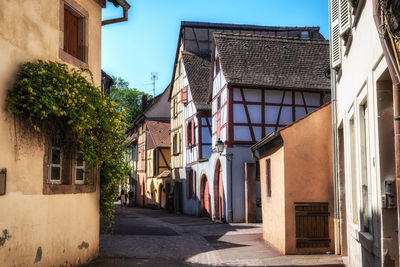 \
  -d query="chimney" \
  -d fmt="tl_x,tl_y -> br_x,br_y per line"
141,94 -> 148,111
